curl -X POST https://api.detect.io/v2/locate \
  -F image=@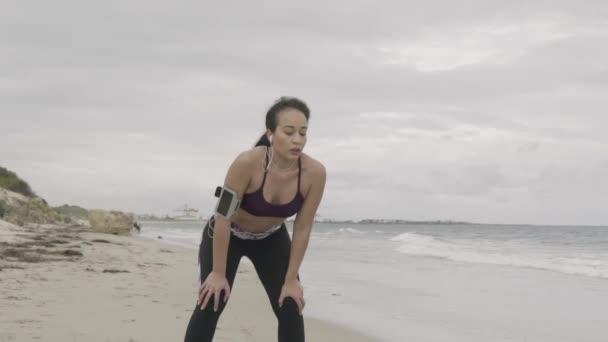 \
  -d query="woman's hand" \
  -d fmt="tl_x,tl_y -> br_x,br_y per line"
198,271 -> 231,312
279,279 -> 305,315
